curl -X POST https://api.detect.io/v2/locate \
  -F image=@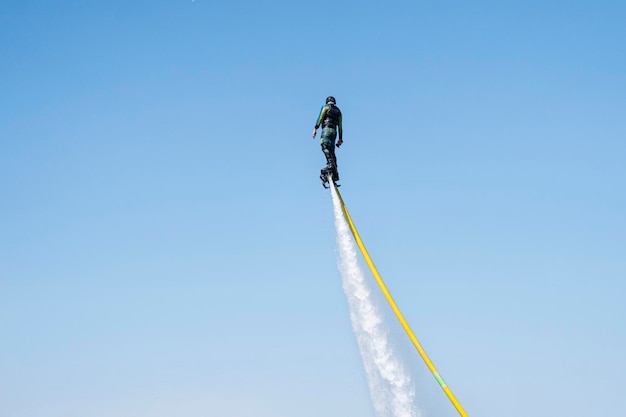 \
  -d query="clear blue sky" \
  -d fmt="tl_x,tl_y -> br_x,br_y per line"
1,1 -> 624,416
